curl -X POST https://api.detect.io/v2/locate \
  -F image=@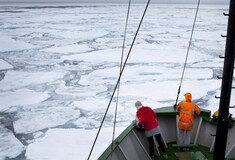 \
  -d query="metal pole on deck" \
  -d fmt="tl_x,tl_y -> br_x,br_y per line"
213,0 -> 235,160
